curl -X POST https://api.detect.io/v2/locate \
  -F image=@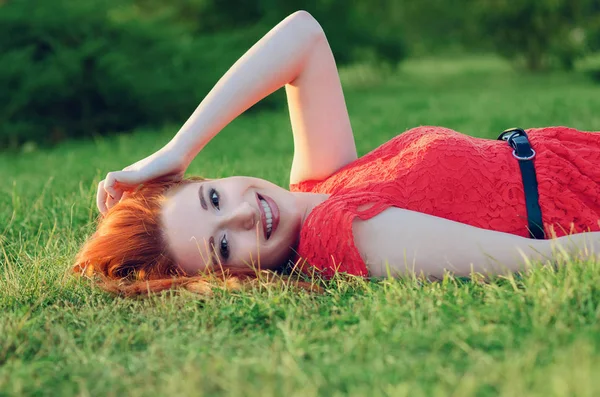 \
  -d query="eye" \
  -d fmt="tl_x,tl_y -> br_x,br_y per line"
219,235 -> 230,260
209,188 -> 220,210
